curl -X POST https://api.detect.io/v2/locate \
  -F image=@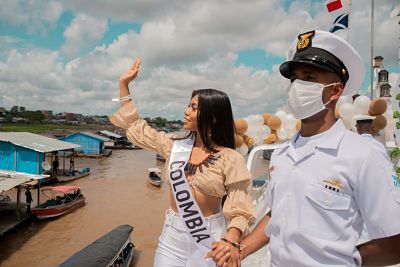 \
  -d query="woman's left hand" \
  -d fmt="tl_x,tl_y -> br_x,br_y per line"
206,240 -> 241,267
